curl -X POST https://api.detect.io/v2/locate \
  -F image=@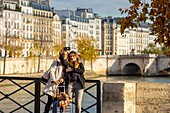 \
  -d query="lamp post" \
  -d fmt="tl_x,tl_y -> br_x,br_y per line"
105,50 -> 109,78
